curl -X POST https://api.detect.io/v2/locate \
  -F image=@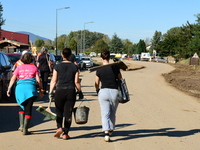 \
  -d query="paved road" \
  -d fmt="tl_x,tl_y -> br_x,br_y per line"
0,59 -> 200,150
